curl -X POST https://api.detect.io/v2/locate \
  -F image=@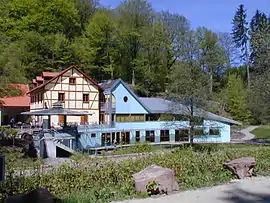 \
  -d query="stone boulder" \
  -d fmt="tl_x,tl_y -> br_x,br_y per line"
132,165 -> 179,194
224,157 -> 256,179
4,188 -> 61,203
